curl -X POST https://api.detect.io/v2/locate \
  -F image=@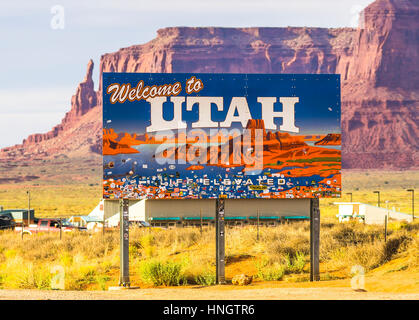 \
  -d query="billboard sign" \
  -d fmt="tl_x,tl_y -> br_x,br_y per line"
103,73 -> 341,200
